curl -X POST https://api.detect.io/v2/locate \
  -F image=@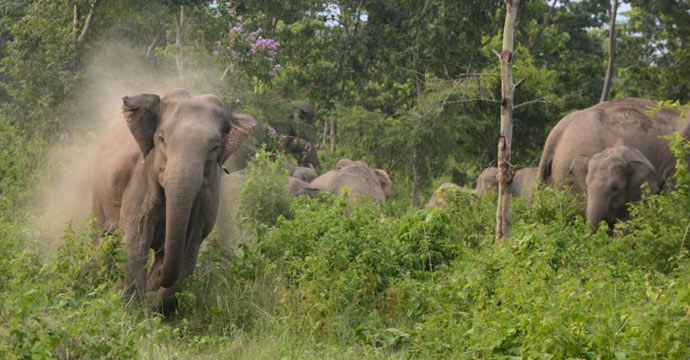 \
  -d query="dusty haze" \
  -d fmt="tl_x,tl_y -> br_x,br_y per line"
31,42 -> 229,253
